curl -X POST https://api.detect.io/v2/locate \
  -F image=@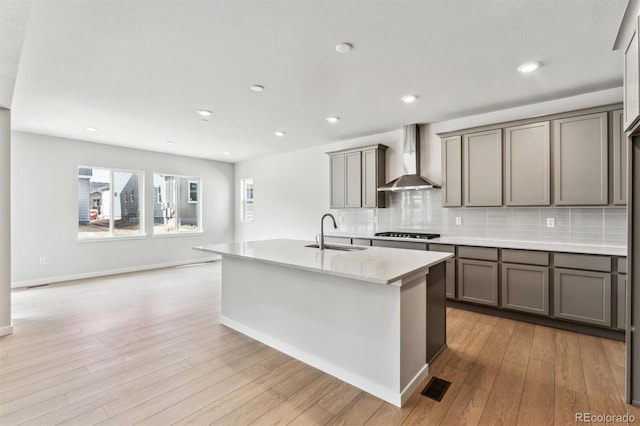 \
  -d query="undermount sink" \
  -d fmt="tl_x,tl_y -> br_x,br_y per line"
305,244 -> 367,252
